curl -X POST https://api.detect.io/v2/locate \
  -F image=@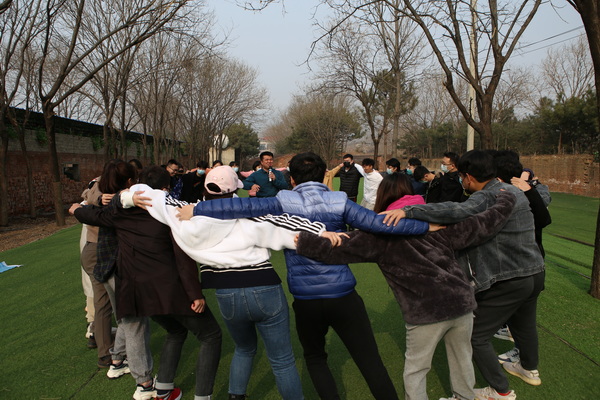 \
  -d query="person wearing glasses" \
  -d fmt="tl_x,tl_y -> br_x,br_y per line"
165,159 -> 184,200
